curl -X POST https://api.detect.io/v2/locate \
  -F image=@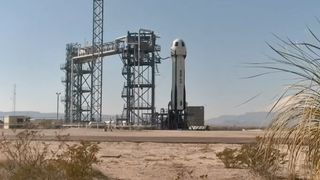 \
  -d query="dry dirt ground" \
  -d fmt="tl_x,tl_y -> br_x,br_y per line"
96,142 -> 260,180
0,128 -> 264,180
